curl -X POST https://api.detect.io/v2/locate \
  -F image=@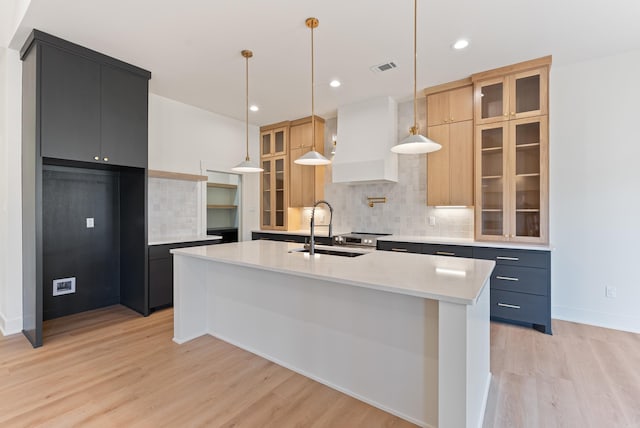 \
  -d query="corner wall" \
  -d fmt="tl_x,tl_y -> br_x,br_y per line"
0,47 -> 23,335
550,49 -> 640,333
